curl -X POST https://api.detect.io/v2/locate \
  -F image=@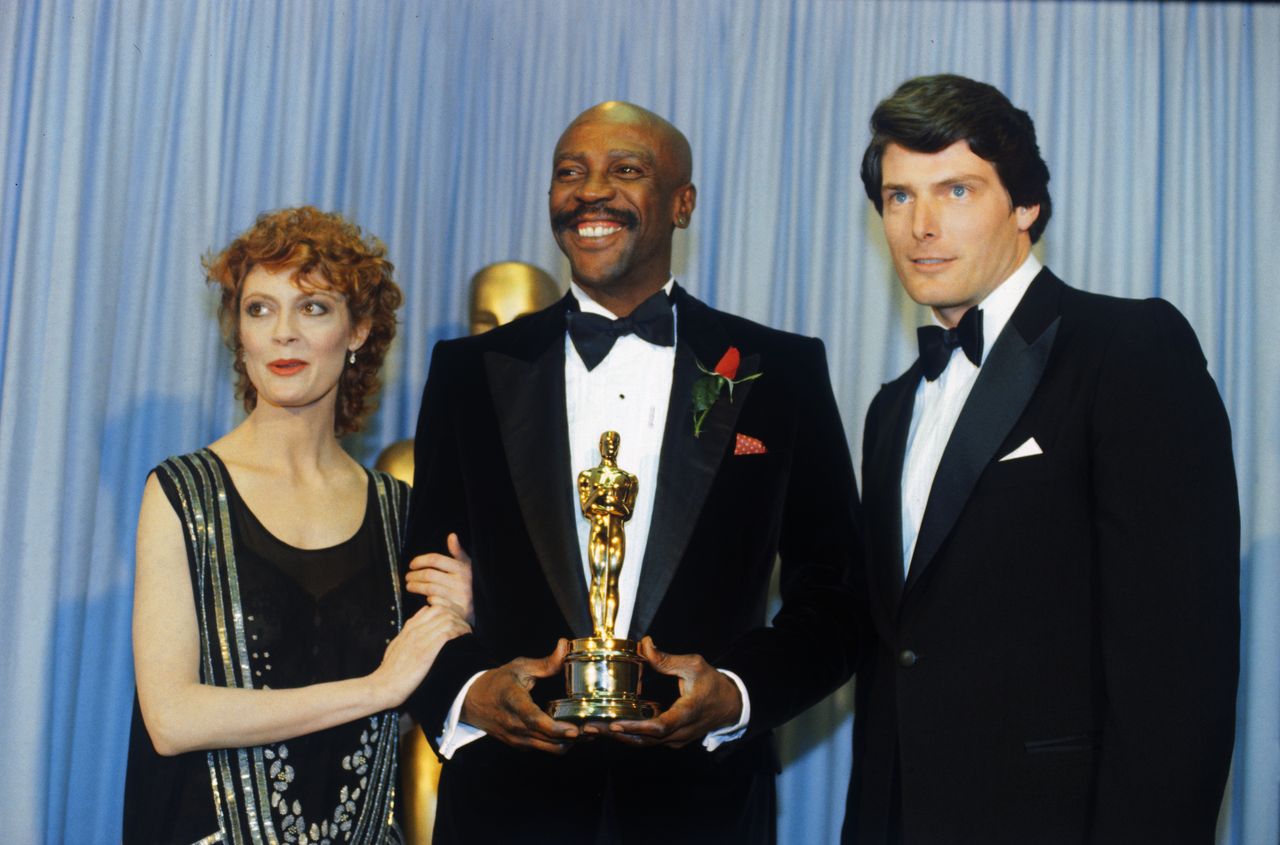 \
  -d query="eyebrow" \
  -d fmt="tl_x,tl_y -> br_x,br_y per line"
882,172 -> 992,193
554,149 -> 657,166
244,286 -> 340,301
